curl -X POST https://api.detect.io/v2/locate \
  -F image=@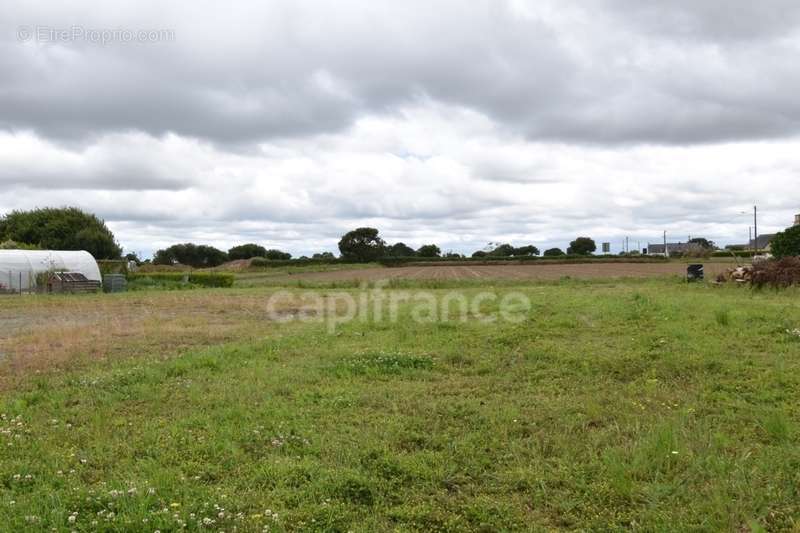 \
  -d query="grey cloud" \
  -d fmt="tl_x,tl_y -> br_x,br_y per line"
0,133 -> 195,190
3,0 -> 800,146
601,0 -> 800,42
